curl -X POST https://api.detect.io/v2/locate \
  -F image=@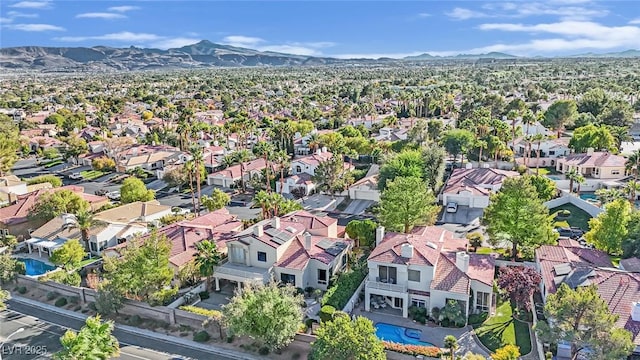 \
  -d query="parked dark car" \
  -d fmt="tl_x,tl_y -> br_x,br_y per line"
95,189 -> 109,196
555,227 -> 584,239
